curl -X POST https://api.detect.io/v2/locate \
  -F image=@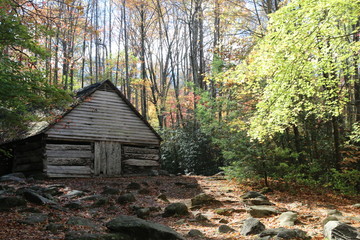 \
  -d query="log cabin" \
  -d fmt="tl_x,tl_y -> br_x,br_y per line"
0,80 -> 162,177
